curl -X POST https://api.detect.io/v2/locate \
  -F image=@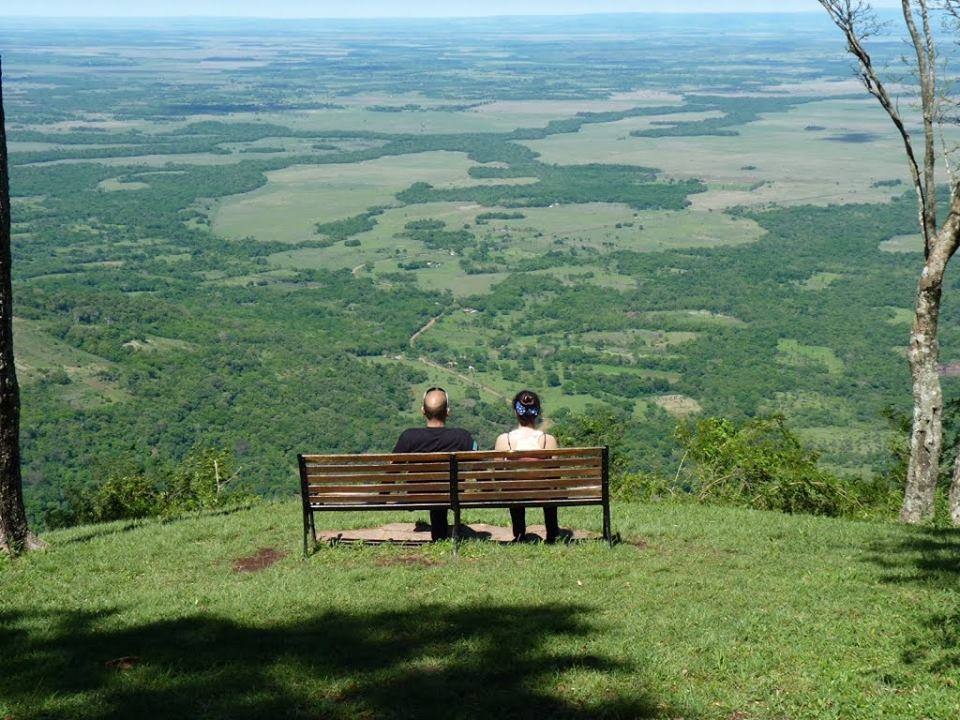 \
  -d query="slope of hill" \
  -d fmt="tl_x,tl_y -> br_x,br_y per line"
1,501 -> 957,719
